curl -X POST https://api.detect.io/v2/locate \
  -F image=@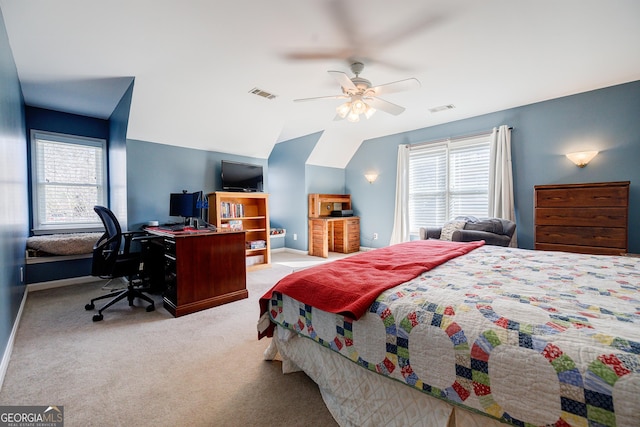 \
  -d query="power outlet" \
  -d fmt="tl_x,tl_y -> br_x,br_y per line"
293,233 -> 297,240
373,233 -> 378,240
